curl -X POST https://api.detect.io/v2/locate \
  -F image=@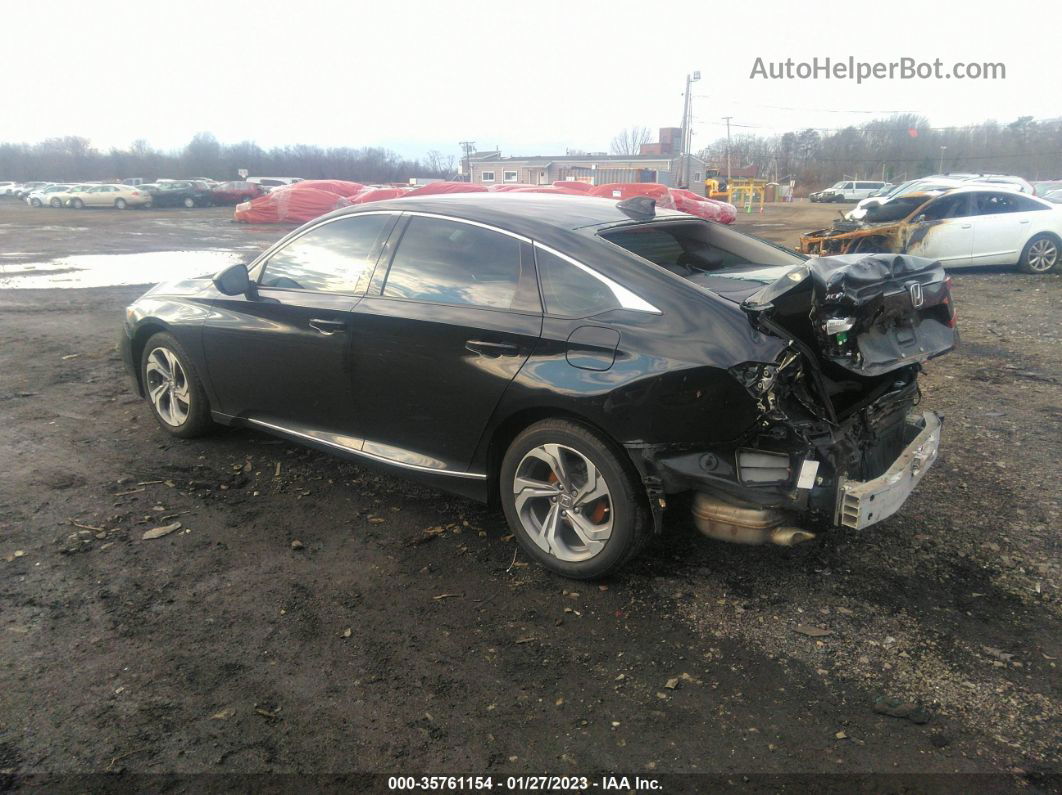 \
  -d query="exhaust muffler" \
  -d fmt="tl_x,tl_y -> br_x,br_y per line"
692,492 -> 815,546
